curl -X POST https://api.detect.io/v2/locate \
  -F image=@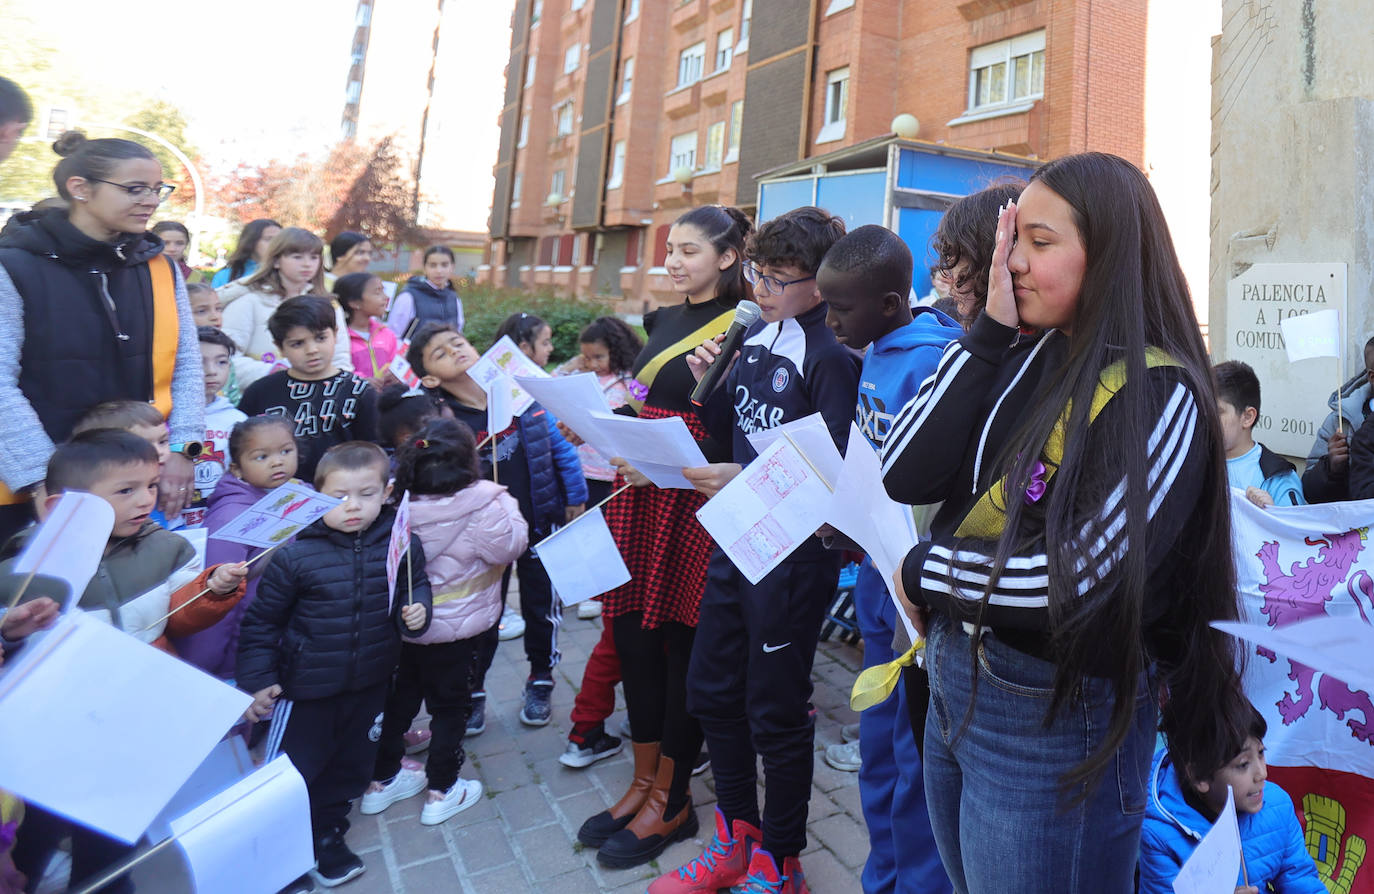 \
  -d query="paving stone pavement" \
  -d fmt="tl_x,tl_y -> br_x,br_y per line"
122,596 -> 870,893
